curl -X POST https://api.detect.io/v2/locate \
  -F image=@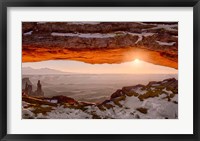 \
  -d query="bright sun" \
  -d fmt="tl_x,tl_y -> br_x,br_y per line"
134,59 -> 140,64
